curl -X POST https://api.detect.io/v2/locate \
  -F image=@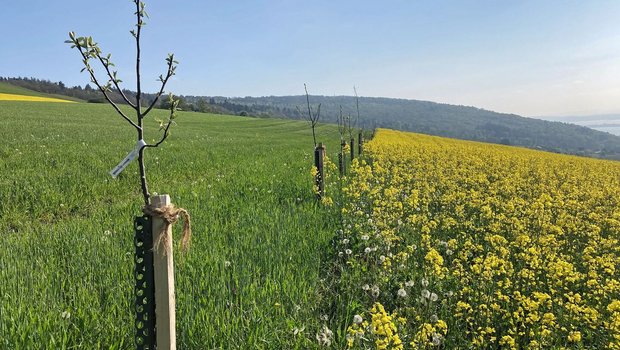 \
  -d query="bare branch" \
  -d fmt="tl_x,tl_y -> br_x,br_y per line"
338,105 -> 345,141
354,86 -> 360,131
74,43 -> 140,130
142,54 -> 176,116
301,83 -> 320,147
144,117 -> 173,149
145,95 -> 177,149
314,104 -> 321,127
295,105 -> 304,119
305,83 -> 313,123
96,54 -> 136,109
135,0 -> 143,111
347,113 -> 353,139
